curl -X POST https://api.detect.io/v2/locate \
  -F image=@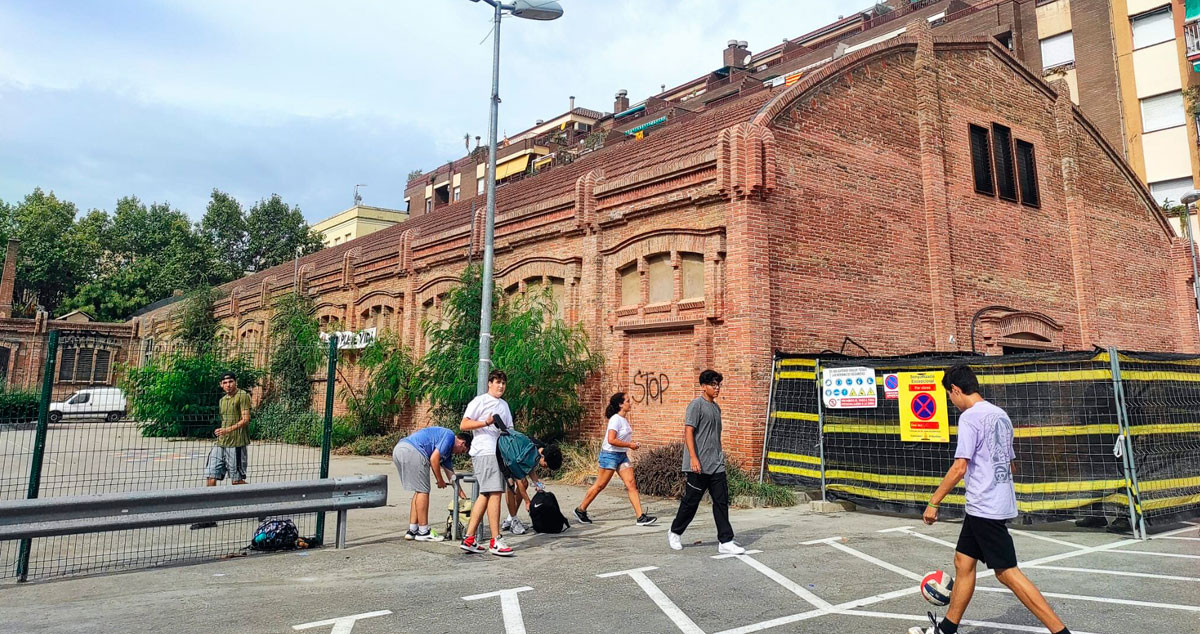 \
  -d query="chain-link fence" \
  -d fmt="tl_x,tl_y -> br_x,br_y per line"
763,348 -> 1200,533
1,331 -> 339,581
